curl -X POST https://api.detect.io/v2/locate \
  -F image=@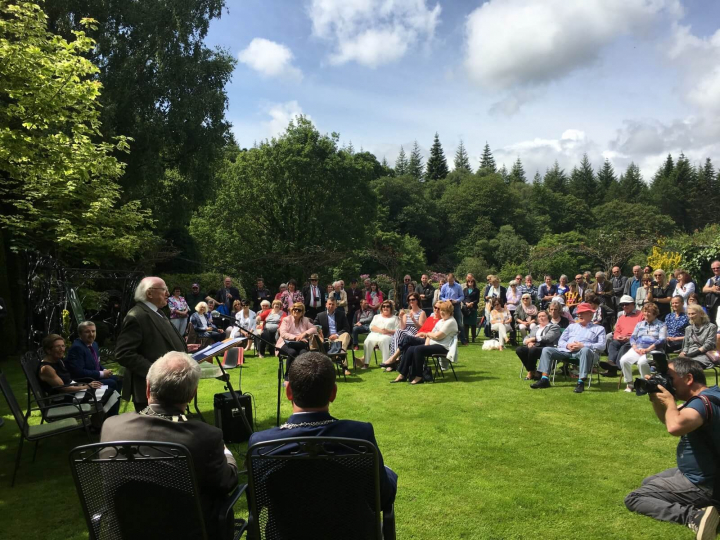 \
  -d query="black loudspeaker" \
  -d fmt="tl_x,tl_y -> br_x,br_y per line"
213,392 -> 253,443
